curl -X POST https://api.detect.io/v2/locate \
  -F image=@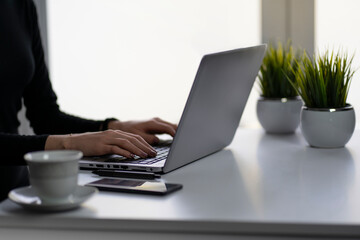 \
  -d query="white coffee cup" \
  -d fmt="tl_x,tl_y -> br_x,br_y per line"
24,150 -> 83,204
